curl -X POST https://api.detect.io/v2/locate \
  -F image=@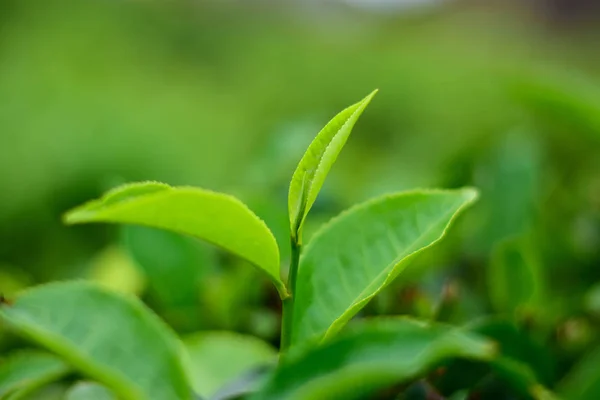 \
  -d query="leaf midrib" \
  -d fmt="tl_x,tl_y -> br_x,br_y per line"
0,311 -> 143,400
304,103 -> 364,216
